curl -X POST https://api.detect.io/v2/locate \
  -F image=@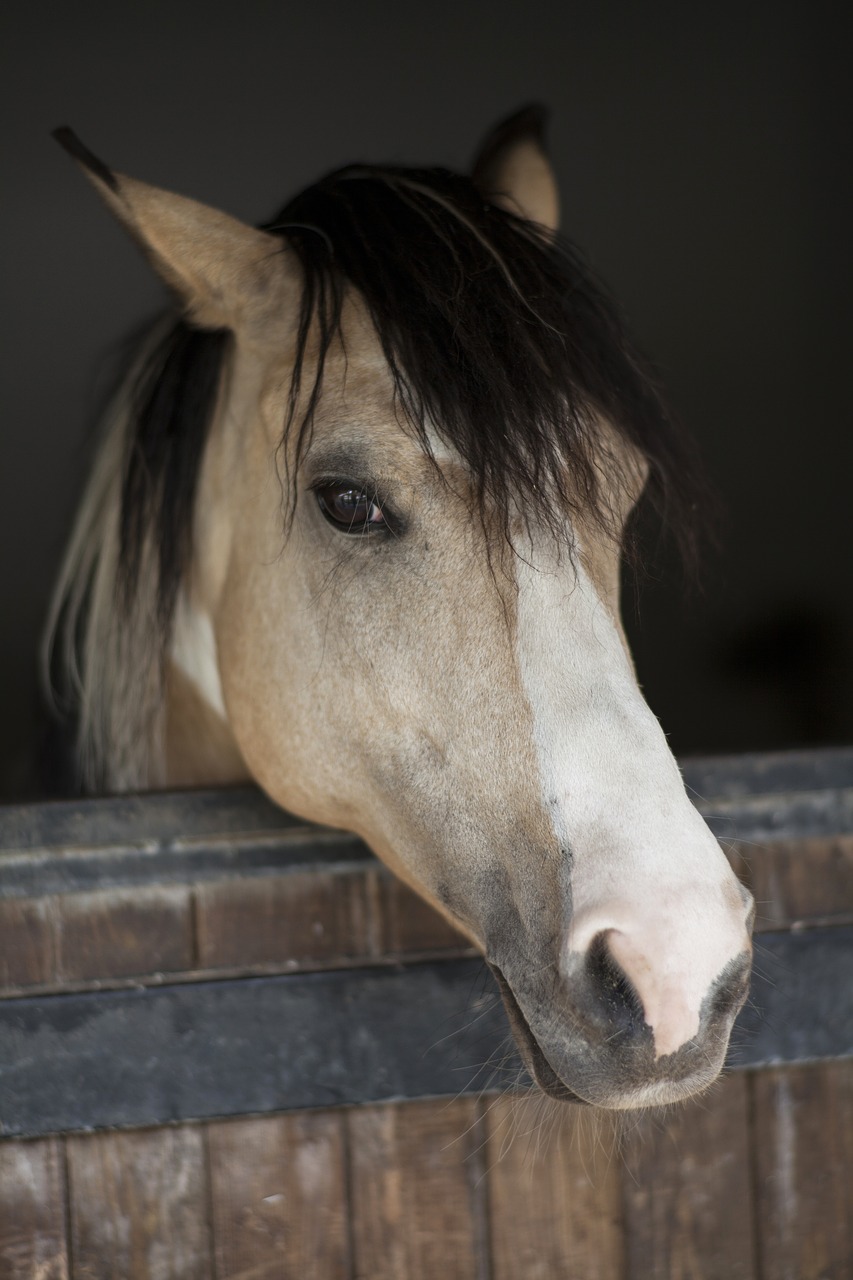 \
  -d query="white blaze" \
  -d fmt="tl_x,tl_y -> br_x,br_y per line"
514,543 -> 748,1058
